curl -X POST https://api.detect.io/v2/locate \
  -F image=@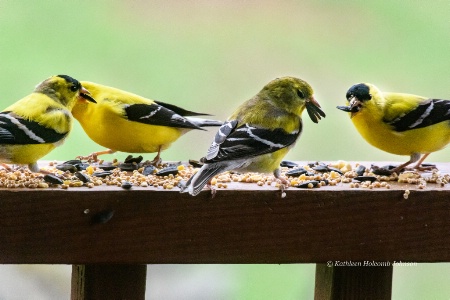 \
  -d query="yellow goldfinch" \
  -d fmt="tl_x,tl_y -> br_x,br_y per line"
337,83 -> 450,174
0,75 -> 96,172
72,81 -> 223,164
180,76 -> 325,196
